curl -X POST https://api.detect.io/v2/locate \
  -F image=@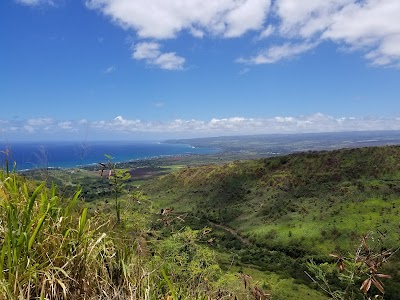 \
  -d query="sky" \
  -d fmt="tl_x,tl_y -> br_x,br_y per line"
1,0 -> 400,141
